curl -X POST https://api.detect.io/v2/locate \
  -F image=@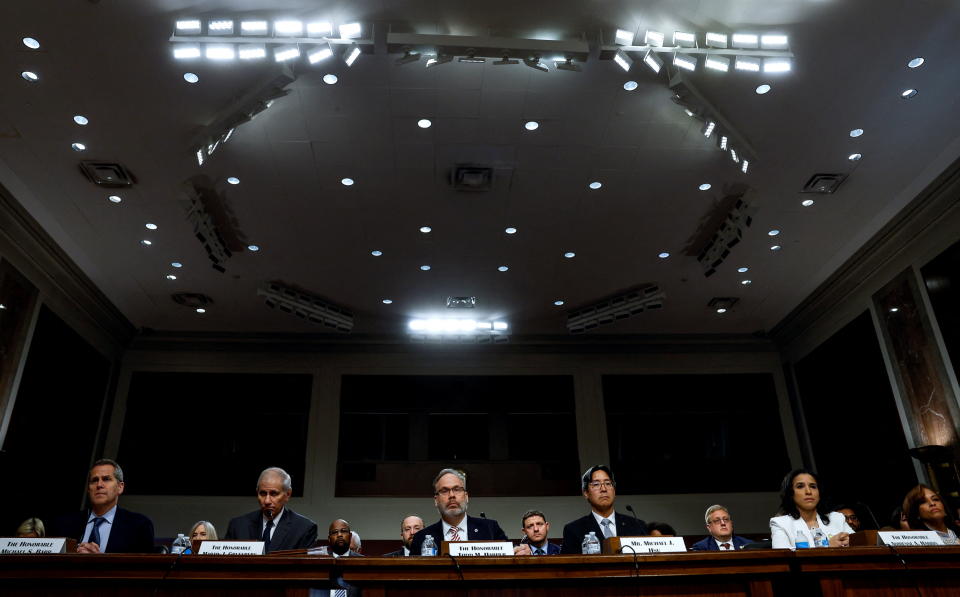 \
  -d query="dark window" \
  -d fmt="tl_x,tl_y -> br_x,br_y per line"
119,372 -> 311,496
2,306 -> 111,531
922,238 -> 960,381
336,375 -> 578,497
794,311 -> 916,521
603,373 -> 791,494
